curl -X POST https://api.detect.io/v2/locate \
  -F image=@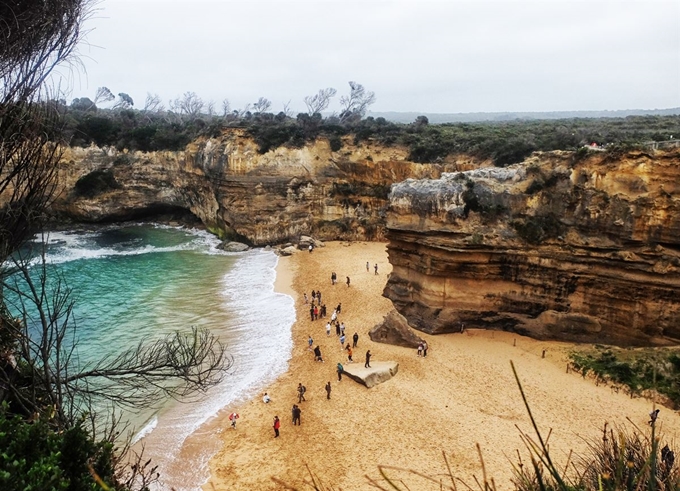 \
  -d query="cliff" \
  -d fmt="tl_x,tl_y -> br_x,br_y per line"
384,149 -> 680,346
52,129 -> 473,245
